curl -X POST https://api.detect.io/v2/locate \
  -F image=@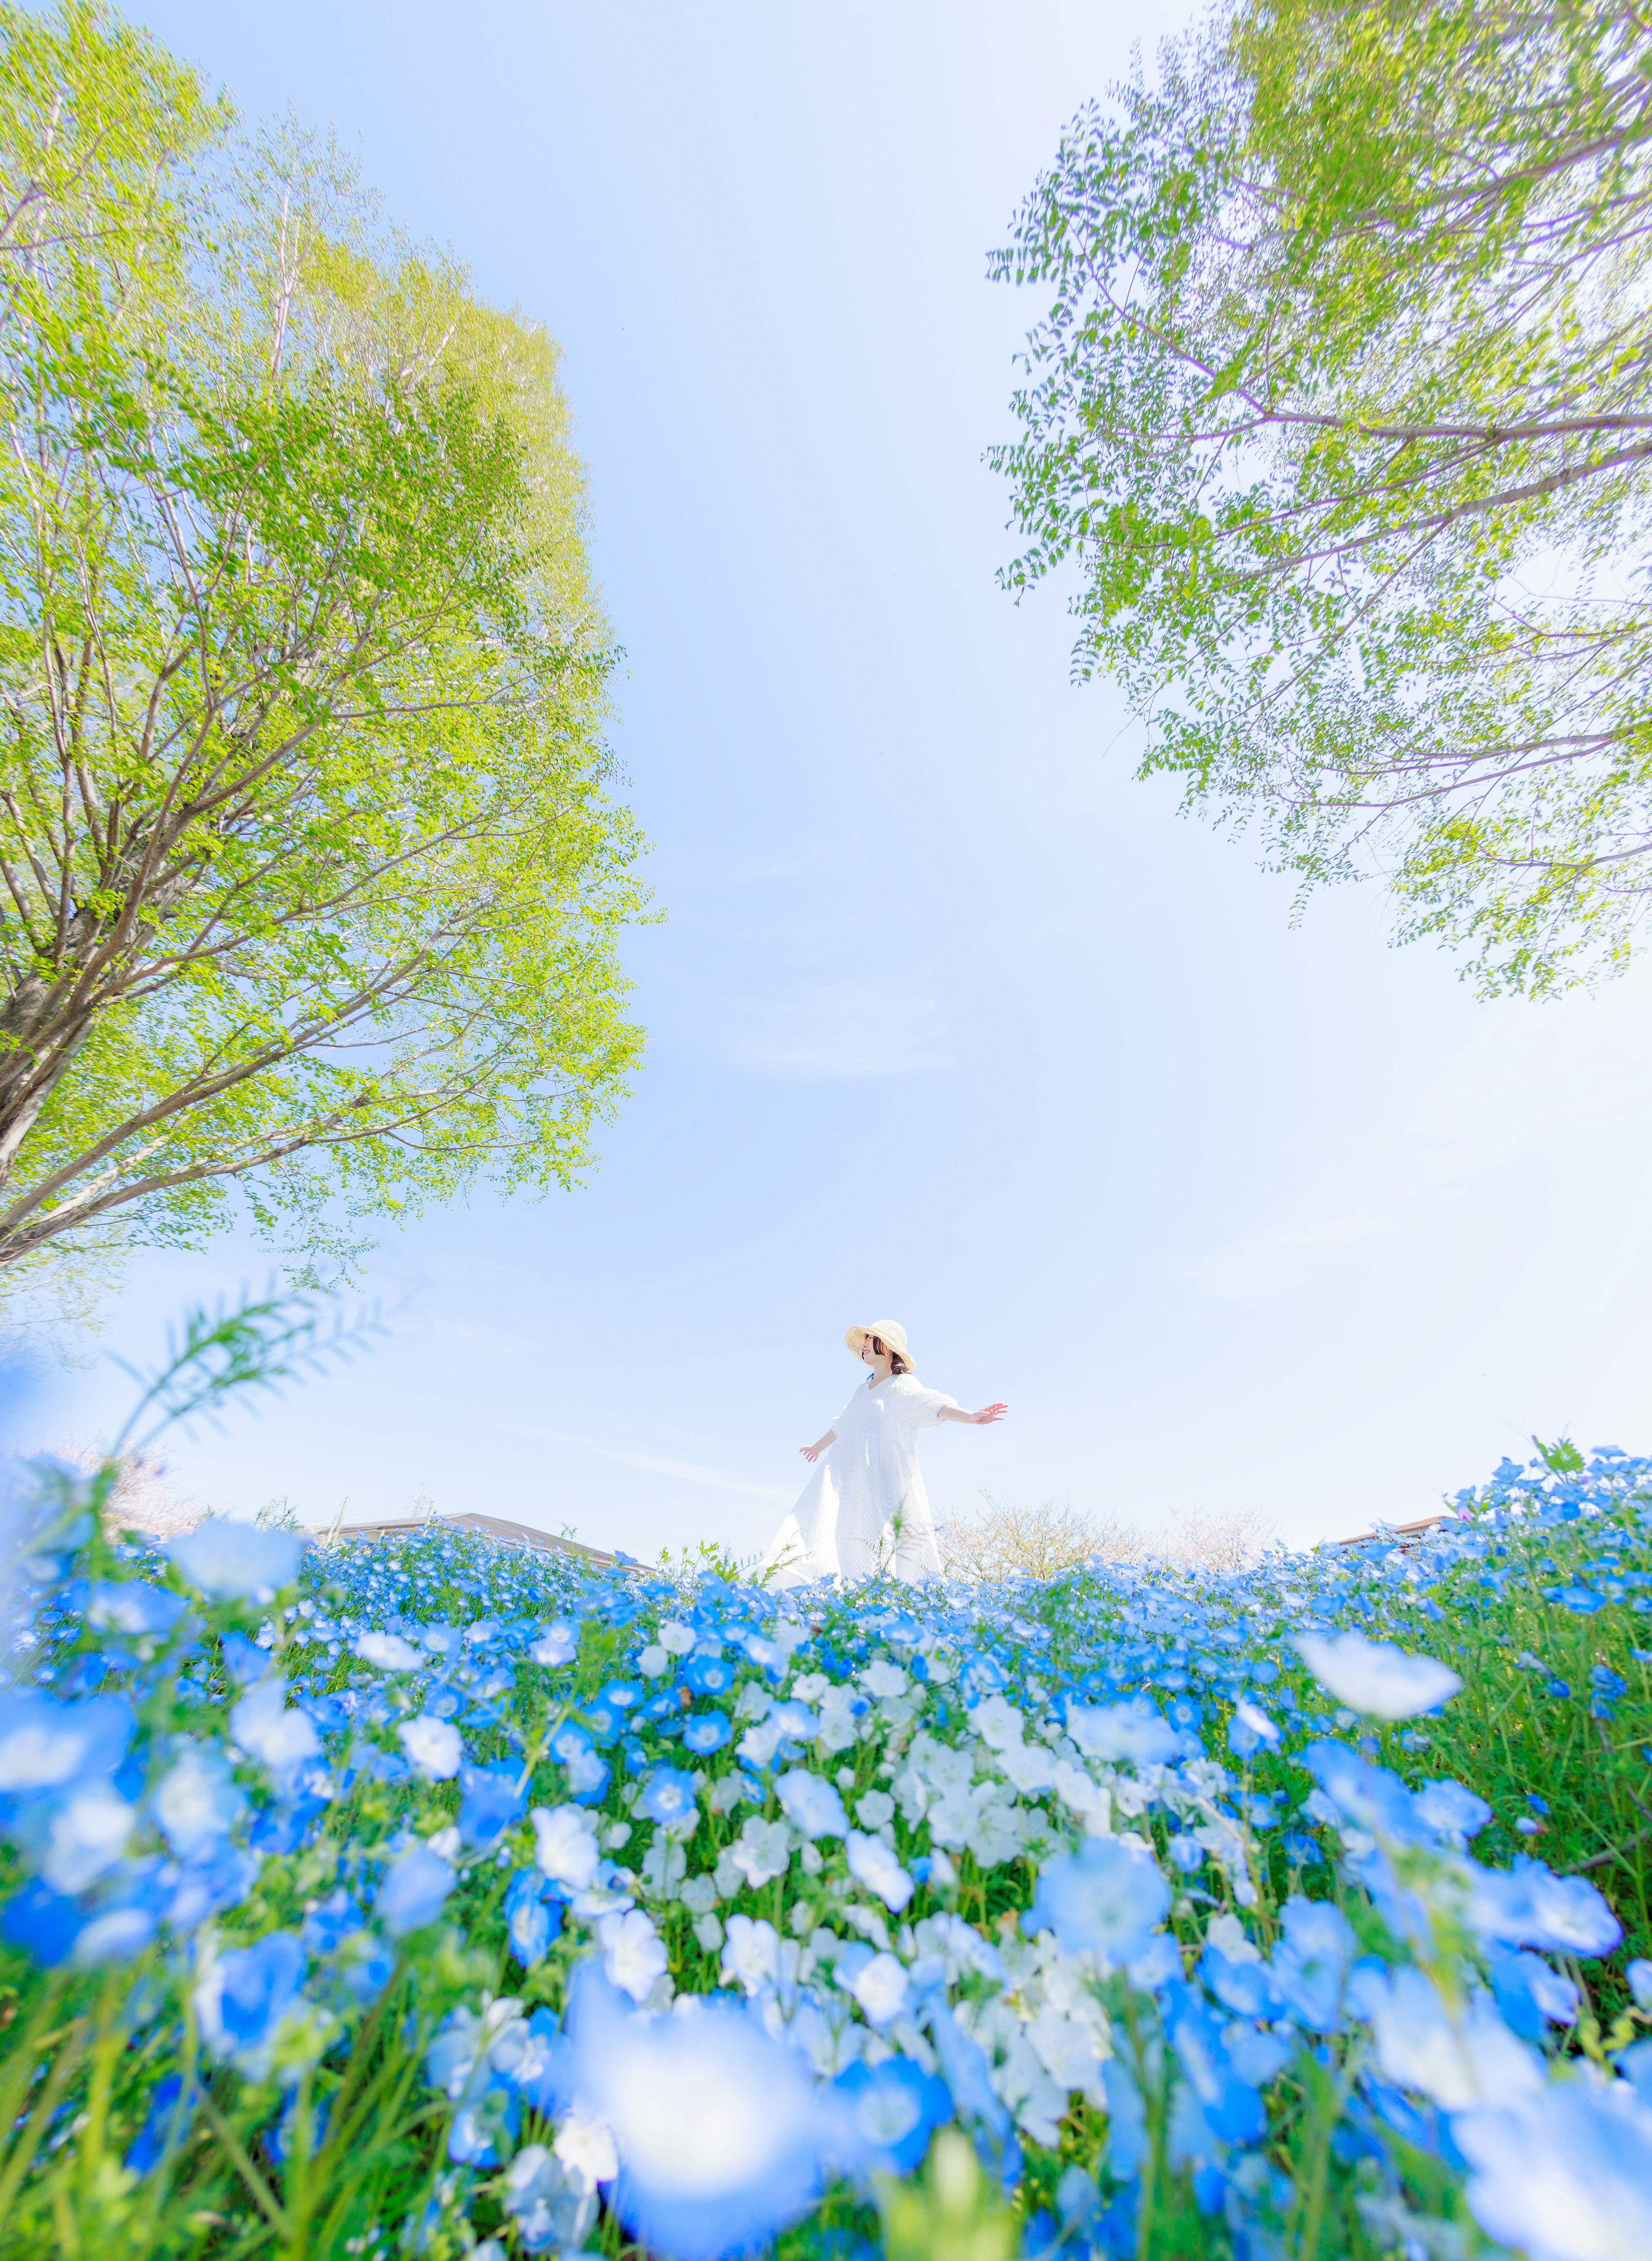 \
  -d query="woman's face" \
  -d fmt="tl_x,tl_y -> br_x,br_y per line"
861,1334 -> 884,1366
